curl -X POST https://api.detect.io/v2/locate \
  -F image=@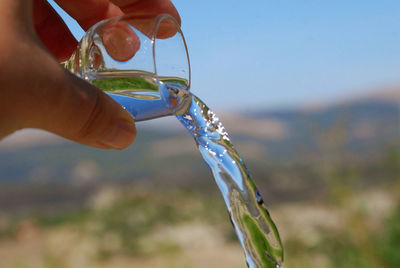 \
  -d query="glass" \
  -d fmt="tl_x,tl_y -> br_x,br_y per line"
62,14 -> 190,121
62,13 -> 285,268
